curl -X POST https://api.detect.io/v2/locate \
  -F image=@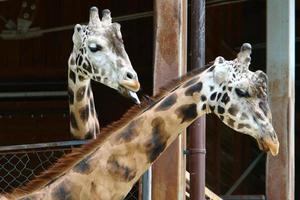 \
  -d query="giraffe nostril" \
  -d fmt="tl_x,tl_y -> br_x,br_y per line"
126,72 -> 134,80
